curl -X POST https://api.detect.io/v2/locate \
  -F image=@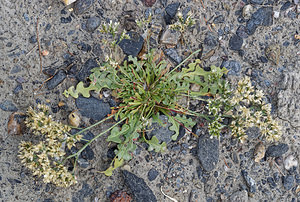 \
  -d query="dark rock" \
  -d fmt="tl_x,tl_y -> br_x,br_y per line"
245,126 -> 261,139
241,170 -> 256,193
76,58 -> 98,81
213,15 -> 224,24
267,177 -> 277,189
160,0 -> 168,7
92,43 -> 102,56
6,42 -> 13,47
283,41 -> 290,47
295,173 -> 300,184
204,34 -> 218,47
122,170 -> 157,202
273,172 -> 280,182
221,60 -> 241,76
118,31 -> 144,57
236,25 -> 249,38
76,183 -> 94,201
229,34 -> 243,50
265,143 -> 289,157
46,70 -> 67,90
260,56 -> 268,63
164,48 -> 182,64
29,35 -> 37,44
246,7 -> 273,35
8,178 -> 21,185
283,175 -> 294,190
231,152 -> 239,164
107,146 -> 117,159
0,100 -> 18,111
147,168 -> 159,181
164,2 -> 180,25
43,67 -> 57,77
80,145 -> 94,160
77,158 -> 89,168
246,19 -> 258,35
143,0 -> 156,7
61,16 -> 72,24
86,17 -> 101,32
250,0 -> 264,4
45,23 -> 51,31
197,133 -> 219,172
77,42 -> 92,52
74,0 -> 95,15
147,115 -> 174,144
13,84 -> 23,94
10,66 -> 22,74
280,1 -> 292,11
75,96 -> 110,121
67,64 -> 78,75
